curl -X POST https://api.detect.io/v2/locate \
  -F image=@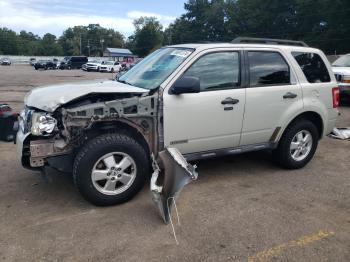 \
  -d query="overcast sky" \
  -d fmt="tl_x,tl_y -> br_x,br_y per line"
0,0 -> 186,37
